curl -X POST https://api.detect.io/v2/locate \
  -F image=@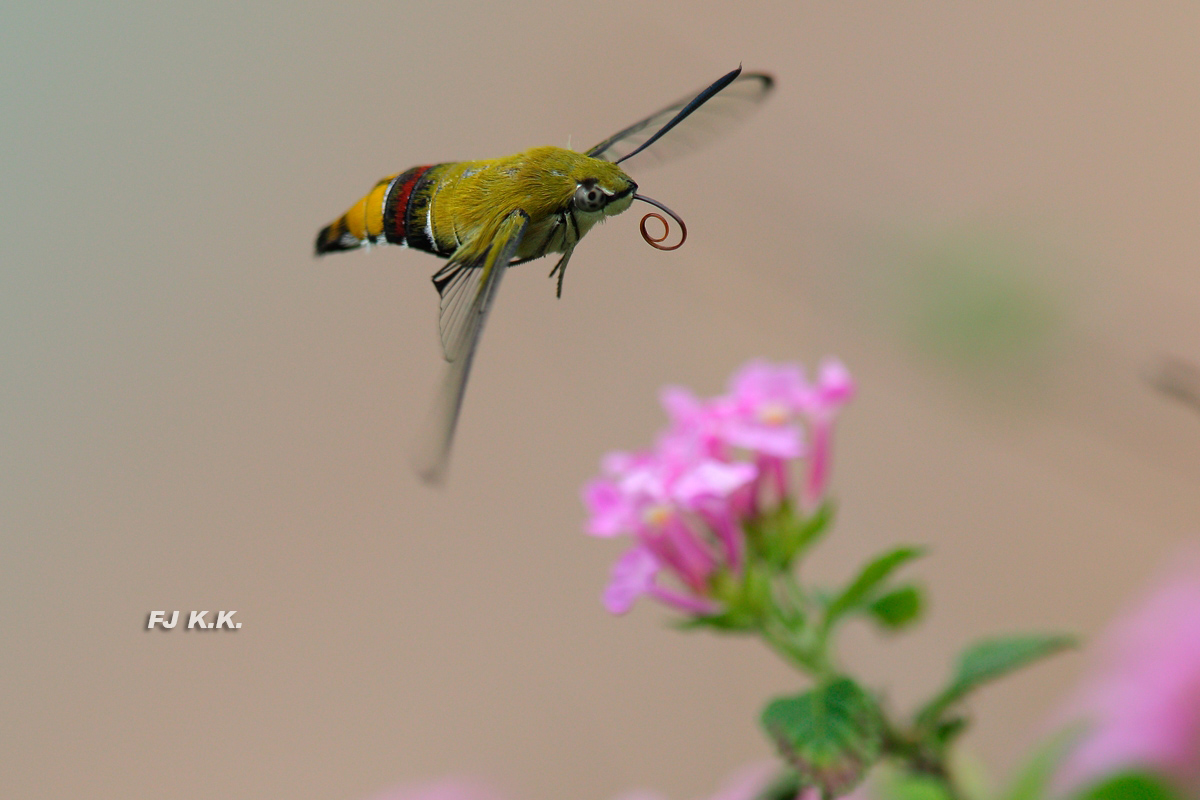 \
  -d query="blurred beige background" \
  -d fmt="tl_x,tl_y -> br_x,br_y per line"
2,2 -> 1197,799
